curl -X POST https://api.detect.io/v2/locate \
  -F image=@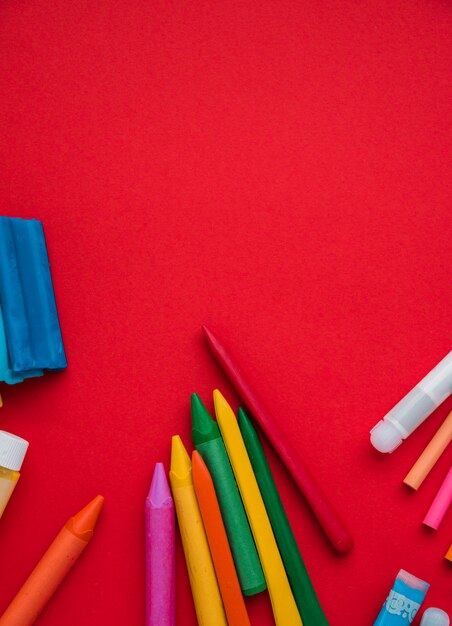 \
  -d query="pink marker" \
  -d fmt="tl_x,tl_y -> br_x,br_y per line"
423,466 -> 452,530
145,463 -> 175,626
